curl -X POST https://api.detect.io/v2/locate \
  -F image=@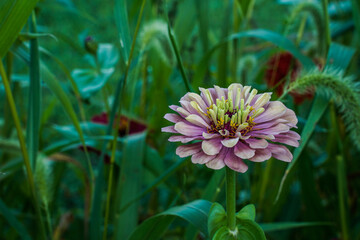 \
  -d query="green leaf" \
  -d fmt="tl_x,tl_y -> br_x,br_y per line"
72,44 -> 119,99
237,219 -> 267,240
0,0 -> 39,58
208,202 -> 227,238
118,157 -> 187,214
236,204 -> 256,221
114,0 -> 131,64
0,199 -> 31,240
114,132 -> 147,240
213,226 -> 237,240
128,200 -> 212,240
26,12 -> 41,170
260,222 -> 333,232
40,64 -> 93,179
